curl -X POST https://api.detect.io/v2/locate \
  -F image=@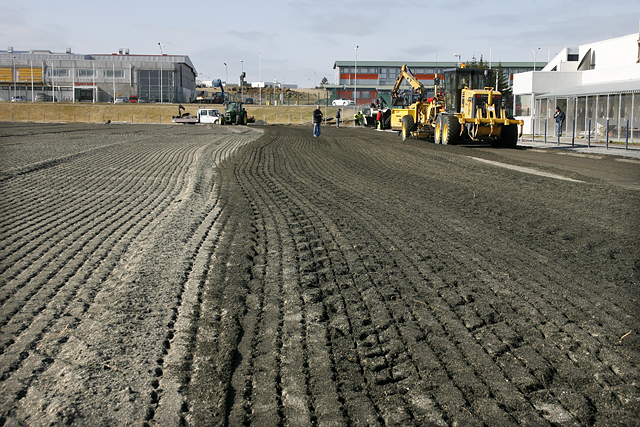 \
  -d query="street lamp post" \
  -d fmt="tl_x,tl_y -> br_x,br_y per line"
240,60 -> 244,101
158,42 -> 164,103
530,47 -> 541,71
259,53 -> 262,105
52,61 -> 56,103
273,78 -> 277,105
354,45 -> 359,106
12,56 -> 16,100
